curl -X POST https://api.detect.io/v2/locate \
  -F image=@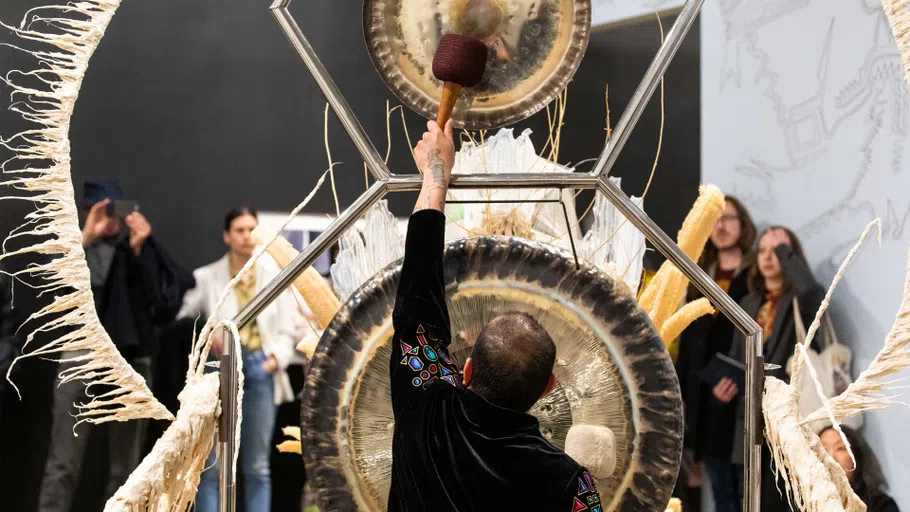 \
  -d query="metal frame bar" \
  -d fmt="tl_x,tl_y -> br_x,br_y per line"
218,327 -> 238,512
216,1 -> 765,511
